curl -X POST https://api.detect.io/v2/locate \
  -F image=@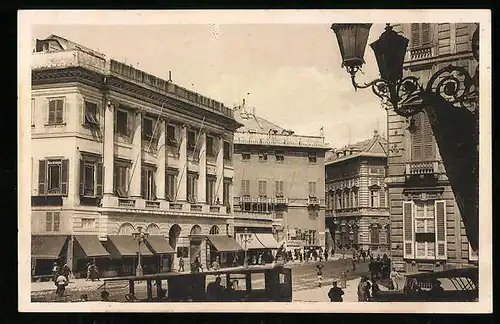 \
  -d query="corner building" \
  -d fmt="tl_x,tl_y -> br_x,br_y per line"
30,35 -> 242,278
232,103 -> 330,253
386,23 -> 479,273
